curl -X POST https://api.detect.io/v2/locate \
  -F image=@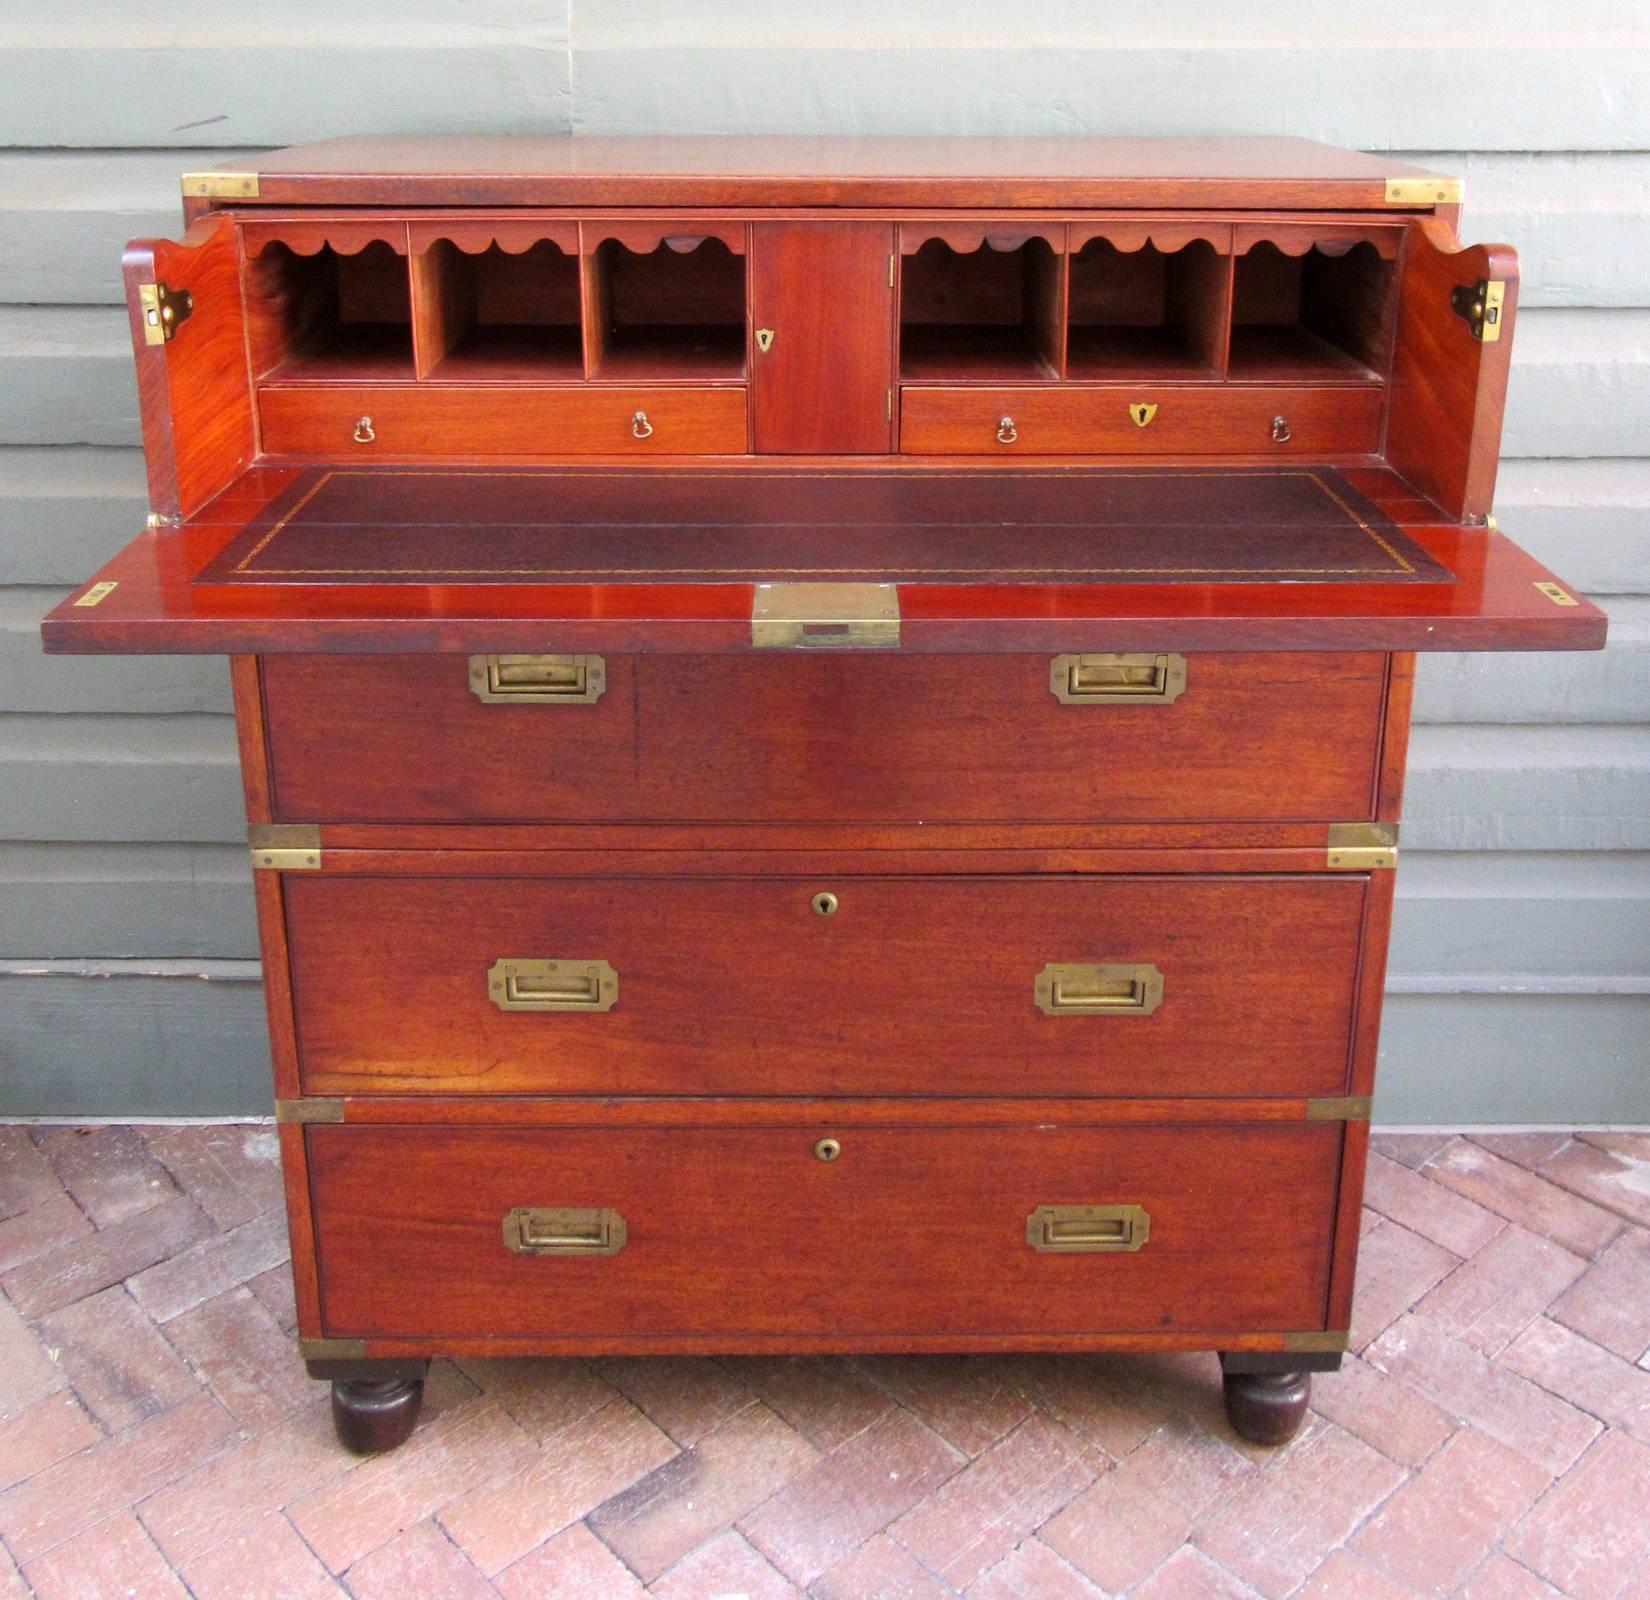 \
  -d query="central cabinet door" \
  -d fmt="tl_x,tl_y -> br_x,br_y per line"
750,222 -> 896,452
